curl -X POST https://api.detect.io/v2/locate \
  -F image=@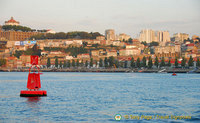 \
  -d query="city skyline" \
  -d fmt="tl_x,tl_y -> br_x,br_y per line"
0,0 -> 199,38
